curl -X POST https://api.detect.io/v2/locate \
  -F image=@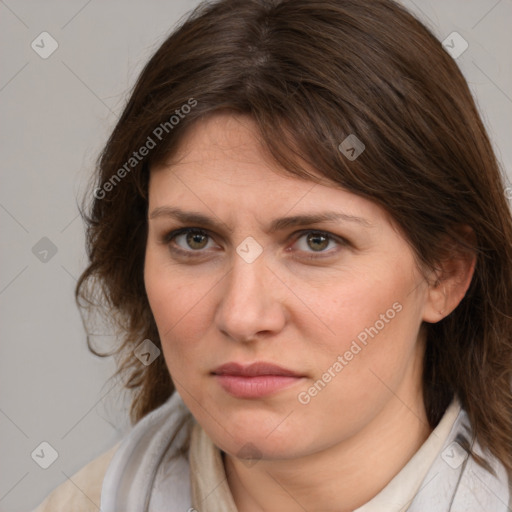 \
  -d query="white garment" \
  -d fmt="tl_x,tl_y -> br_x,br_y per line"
101,392 -> 192,512
355,399 -> 461,511
100,391 -> 511,511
